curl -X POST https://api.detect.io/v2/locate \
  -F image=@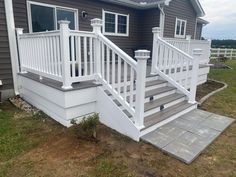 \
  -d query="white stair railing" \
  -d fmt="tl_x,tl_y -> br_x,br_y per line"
151,27 -> 202,103
91,19 -> 150,128
164,37 -> 211,64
